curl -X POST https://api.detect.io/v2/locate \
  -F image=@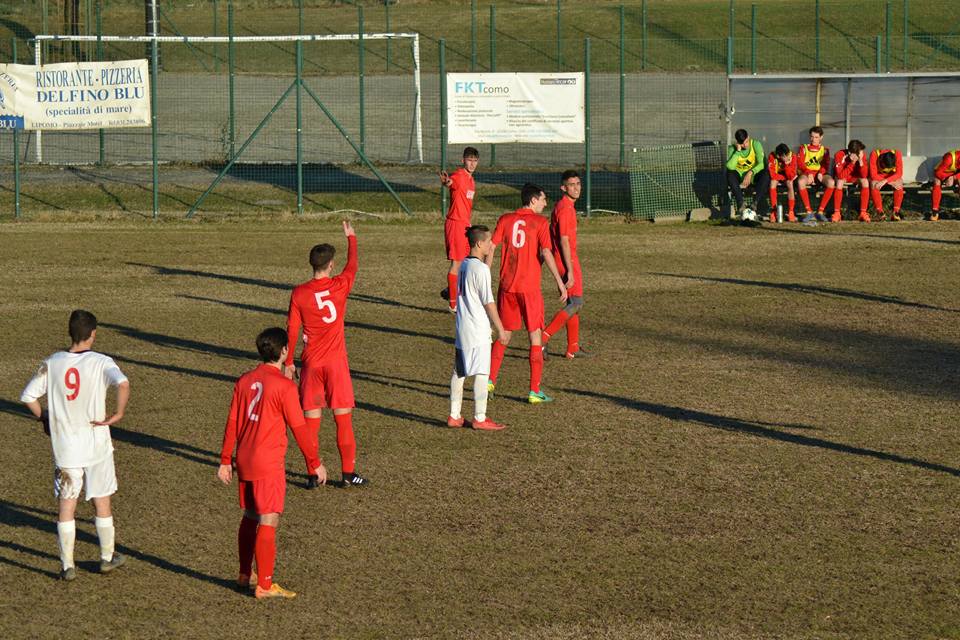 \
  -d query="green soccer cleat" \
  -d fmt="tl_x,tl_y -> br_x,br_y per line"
100,552 -> 127,574
528,390 -> 553,404
60,567 -> 77,582
487,381 -> 495,394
